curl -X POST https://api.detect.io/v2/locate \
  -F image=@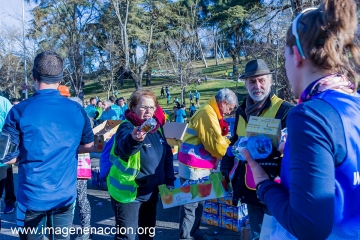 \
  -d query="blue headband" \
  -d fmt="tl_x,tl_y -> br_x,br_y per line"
32,68 -> 63,83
